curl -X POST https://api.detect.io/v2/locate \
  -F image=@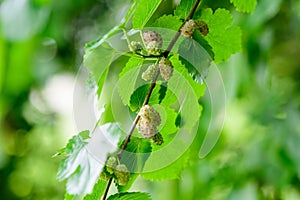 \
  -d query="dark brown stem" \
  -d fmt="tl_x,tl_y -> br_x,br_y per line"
117,70 -> 159,159
164,0 -> 201,57
102,178 -> 112,200
102,0 -> 201,199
